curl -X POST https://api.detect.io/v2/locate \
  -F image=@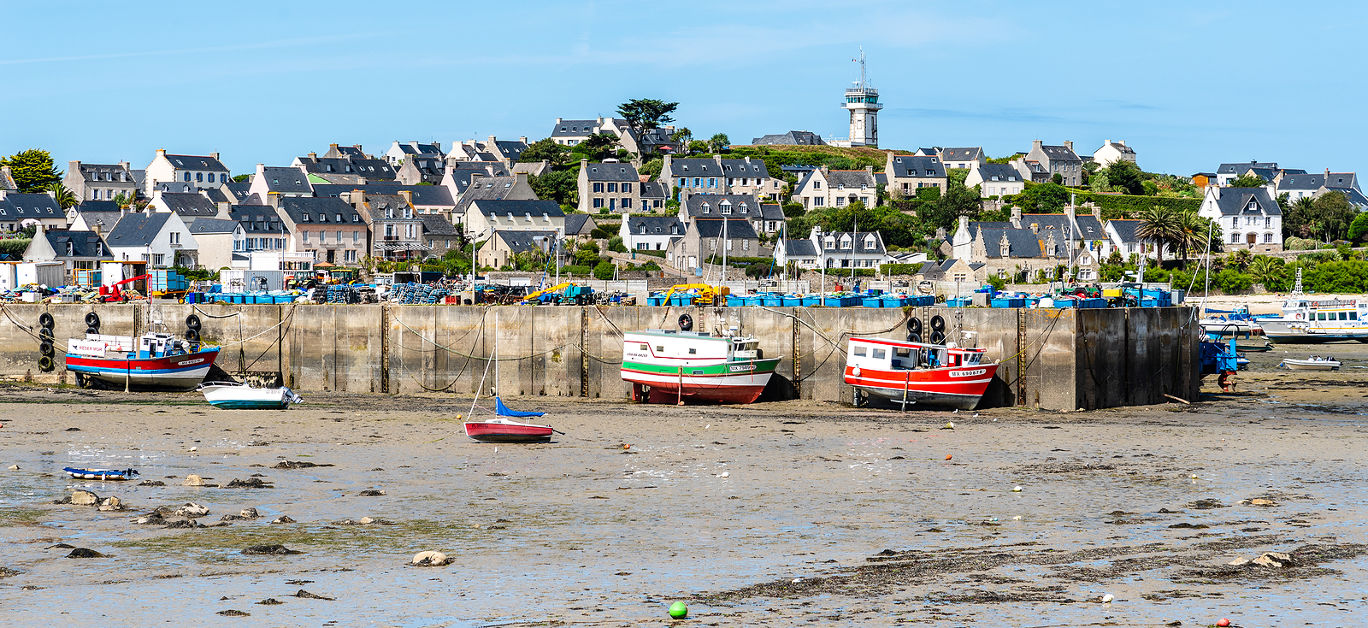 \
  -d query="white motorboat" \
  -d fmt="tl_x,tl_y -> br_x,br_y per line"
1279,356 -> 1342,371
199,382 -> 303,409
